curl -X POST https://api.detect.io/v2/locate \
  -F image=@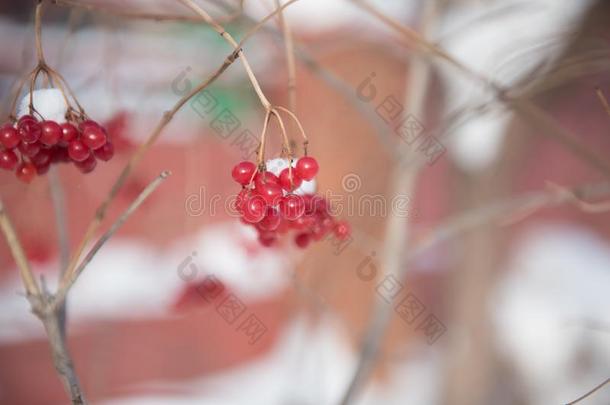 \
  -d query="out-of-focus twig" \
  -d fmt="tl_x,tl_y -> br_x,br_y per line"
274,0 -> 297,112
565,378 -> 609,405
338,1 -> 438,403
350,0 -> 610,179
596,87 -> 610,119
